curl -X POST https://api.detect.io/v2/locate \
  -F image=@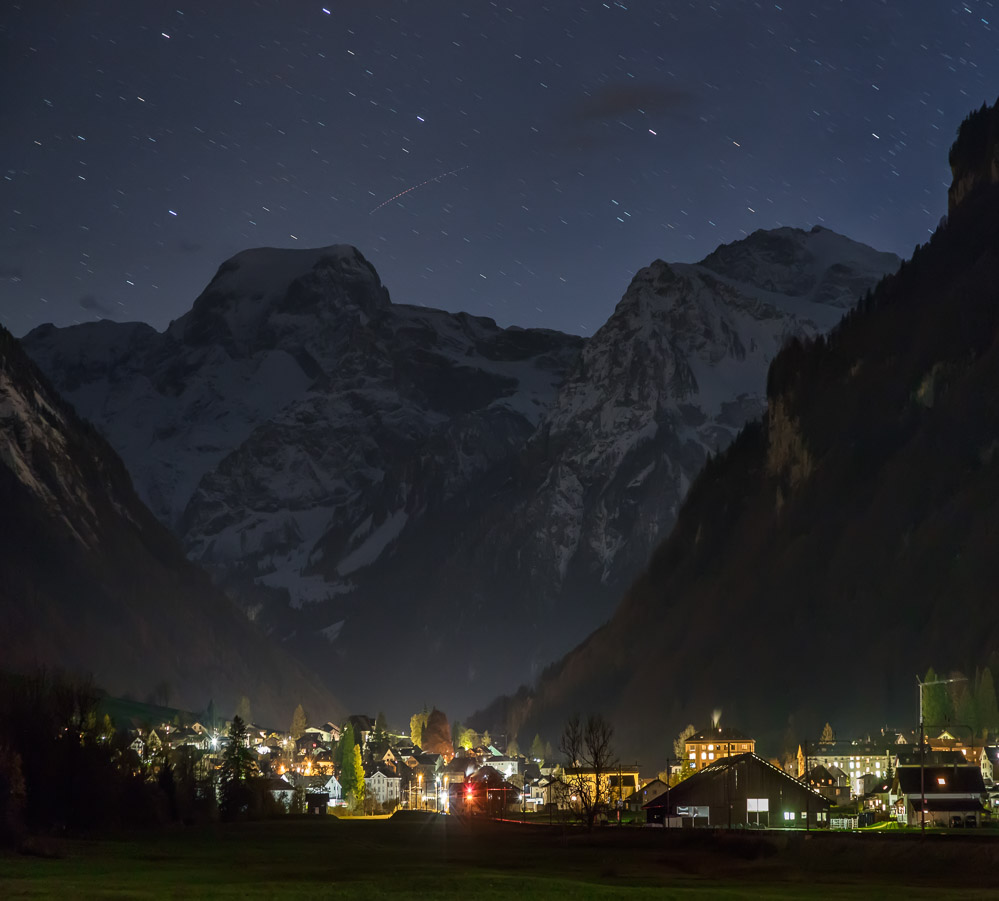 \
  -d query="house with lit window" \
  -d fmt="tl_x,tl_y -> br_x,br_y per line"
980,746 -> 999,786
364,766 -> 401,805
685,727 -> 755,771
892,764 -> 987,827
798,740 -> 892,797
643,753 -> 829,828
